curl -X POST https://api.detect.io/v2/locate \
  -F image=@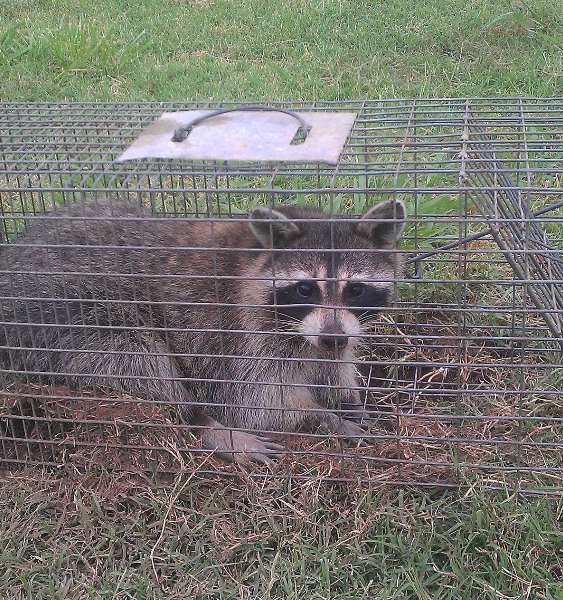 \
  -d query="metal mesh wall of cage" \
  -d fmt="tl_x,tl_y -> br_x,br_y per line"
0,99 -> 561,496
